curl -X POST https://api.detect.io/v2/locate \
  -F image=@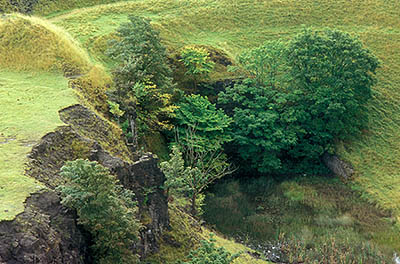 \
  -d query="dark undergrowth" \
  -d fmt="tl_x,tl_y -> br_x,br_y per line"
204,176 -> 400,263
